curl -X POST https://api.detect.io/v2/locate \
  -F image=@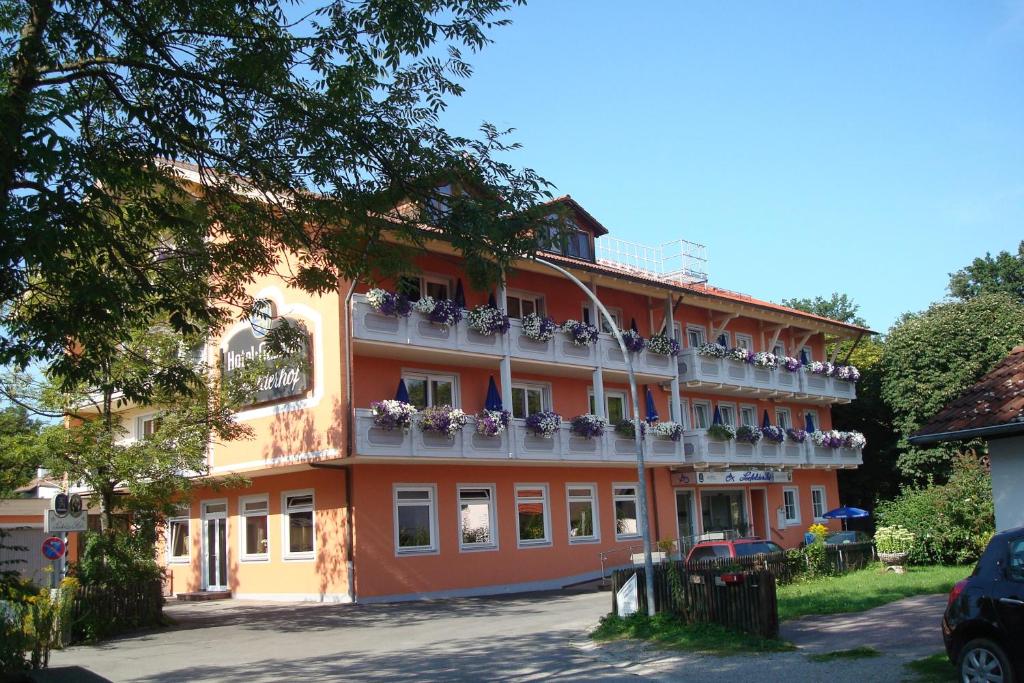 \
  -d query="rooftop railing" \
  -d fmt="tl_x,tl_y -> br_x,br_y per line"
595,236 -> 709,284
